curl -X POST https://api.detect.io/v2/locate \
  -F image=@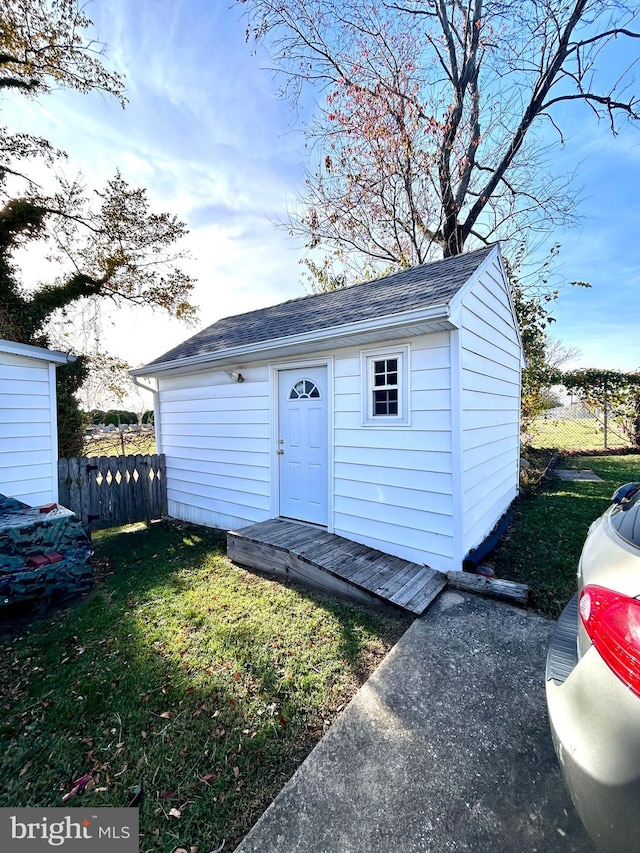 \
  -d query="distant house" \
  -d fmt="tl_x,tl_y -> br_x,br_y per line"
132,244 -> 523,573
0,339 -> 74,506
